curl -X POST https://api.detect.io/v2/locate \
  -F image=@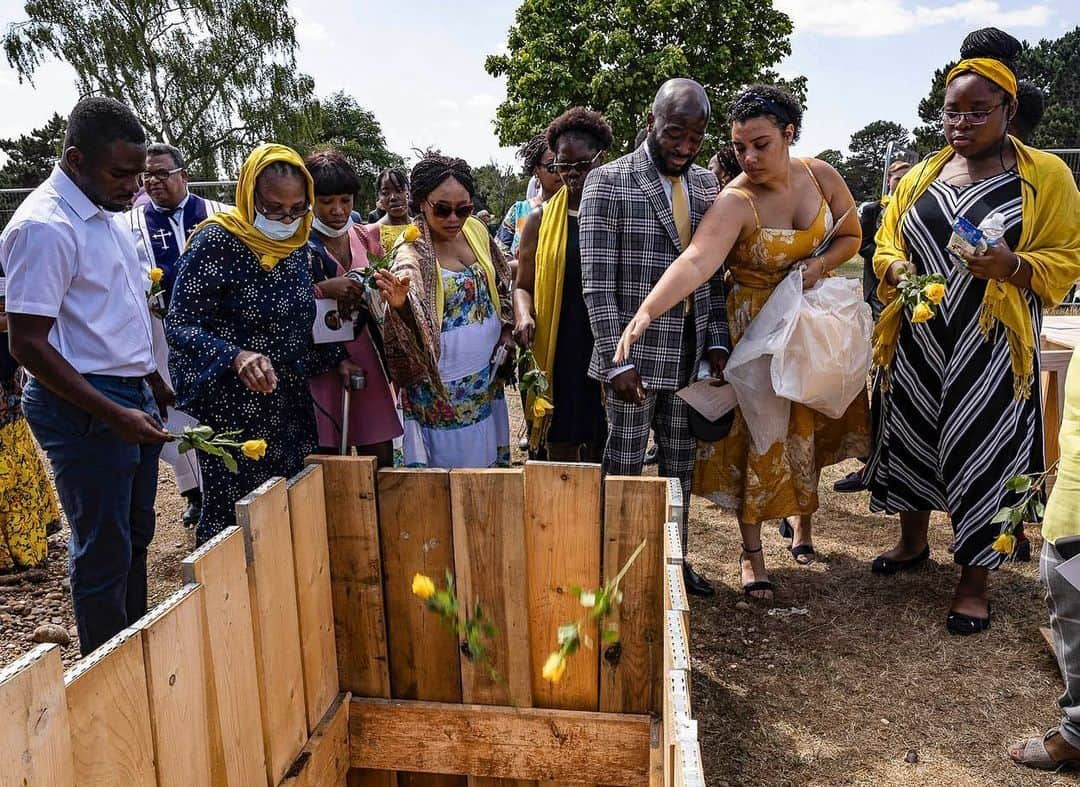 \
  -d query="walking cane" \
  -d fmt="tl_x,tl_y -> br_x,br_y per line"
340,370 -> 366,456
